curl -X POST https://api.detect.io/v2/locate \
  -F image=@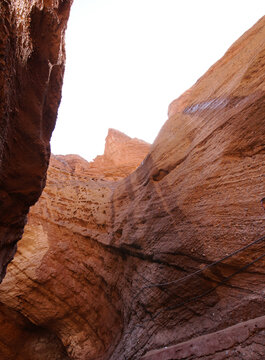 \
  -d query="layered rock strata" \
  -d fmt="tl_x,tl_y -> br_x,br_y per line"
0,0 -> 72,281
64,128 -> 151,180
0,129 -> 150,359
142,315 -> 265,360
1,16 -> 265,360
